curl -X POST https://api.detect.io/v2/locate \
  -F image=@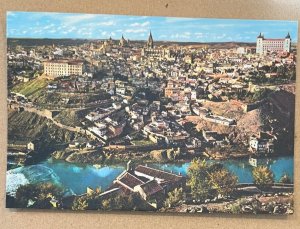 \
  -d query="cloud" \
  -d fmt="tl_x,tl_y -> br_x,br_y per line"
165,17 -> 197,24
6,12 -> 298,41
62,14 -> 99,25
92,21 -> 115,26
130,21 -> 150,27
43,24 -> 55,30
125,28 -> 147,33
128,16 -> 149,21
101,31 -> 116,38
159,34 -> 167,38
171,32 -> 191,39
195,32 -> 204,38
